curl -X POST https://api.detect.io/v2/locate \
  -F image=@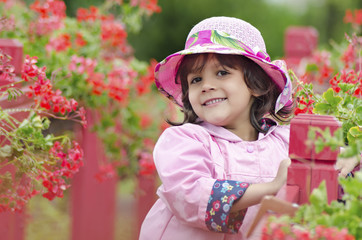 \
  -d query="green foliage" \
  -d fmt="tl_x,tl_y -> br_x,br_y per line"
310,80 -> 361,159
265,174 -> 362,239
315,89 -> 343,113
293,174 -> 362,239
